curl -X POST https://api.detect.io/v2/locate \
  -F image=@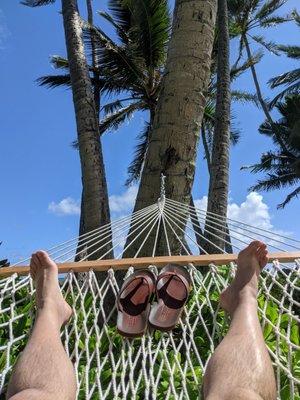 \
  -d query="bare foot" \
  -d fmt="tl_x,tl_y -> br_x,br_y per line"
220,241 -> 268,315
30,251 -> 72,327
